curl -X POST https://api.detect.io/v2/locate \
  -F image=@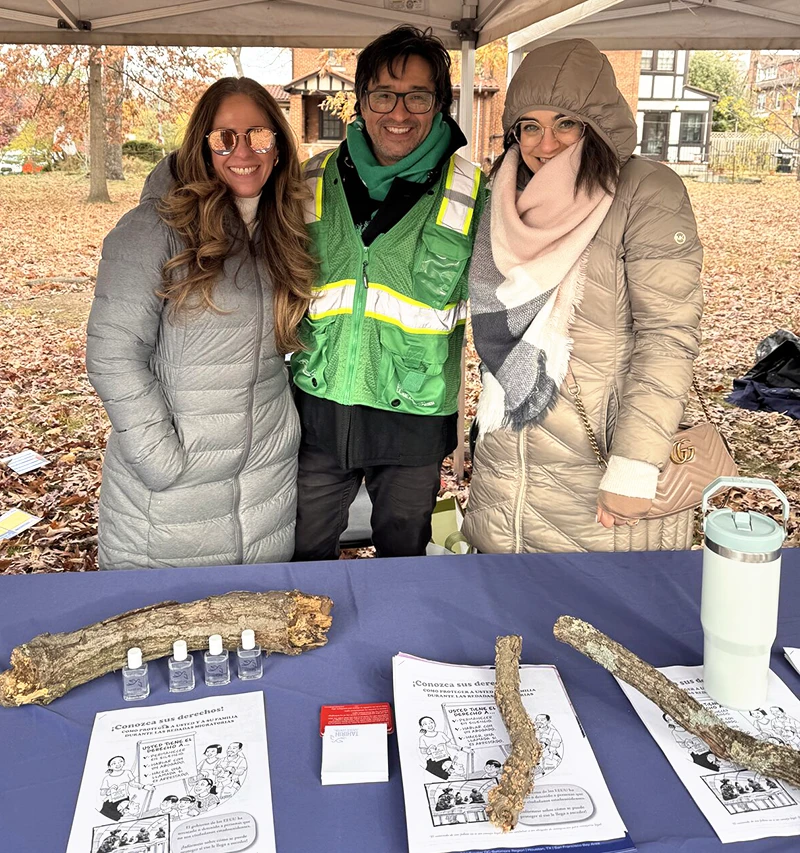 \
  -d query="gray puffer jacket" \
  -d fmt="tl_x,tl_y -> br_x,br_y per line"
87,158 -> 299,568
